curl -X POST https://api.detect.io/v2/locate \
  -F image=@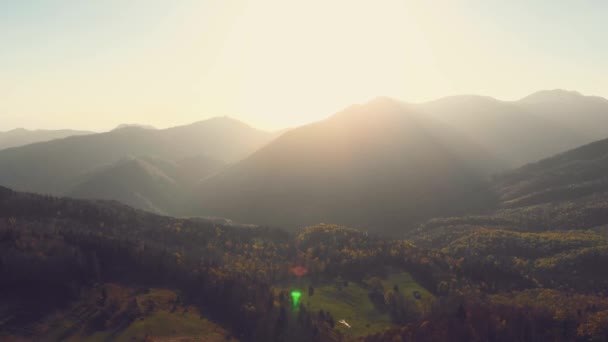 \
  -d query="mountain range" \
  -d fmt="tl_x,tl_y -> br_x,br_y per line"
1,90 -> 608,233
418,89 -> 608,166
4,91 -> 608,341
191,90 -> 608,232
192,97 -> 500,232
0,117 -> 273,212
